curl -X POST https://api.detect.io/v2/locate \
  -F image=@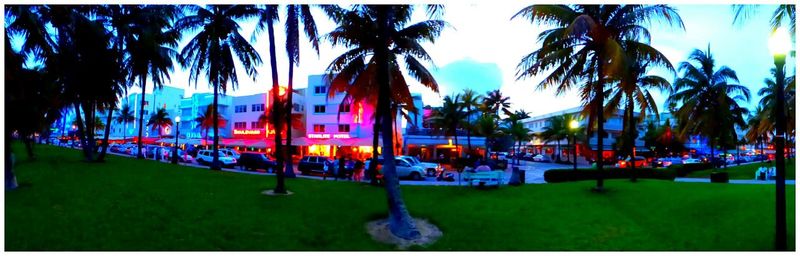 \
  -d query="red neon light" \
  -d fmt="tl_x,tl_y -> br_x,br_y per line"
234,129 -> 262,135
307,133 -> 351,139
